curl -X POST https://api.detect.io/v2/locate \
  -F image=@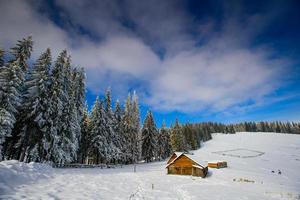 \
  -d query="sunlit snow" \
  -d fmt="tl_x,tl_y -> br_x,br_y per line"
1,132 -> 299,200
